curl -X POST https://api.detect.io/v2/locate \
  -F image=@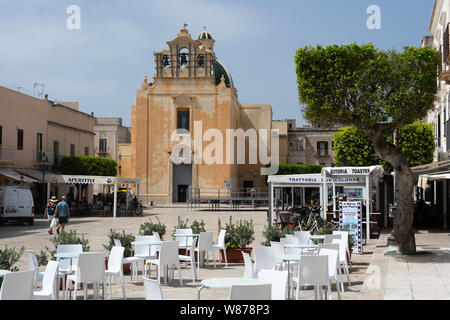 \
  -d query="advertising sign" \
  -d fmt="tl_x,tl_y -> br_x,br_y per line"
339,201 -> 363,254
